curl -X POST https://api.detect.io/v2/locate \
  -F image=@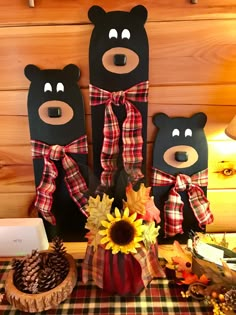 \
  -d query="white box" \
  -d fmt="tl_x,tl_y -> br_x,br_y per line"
0,218 -> 49,256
